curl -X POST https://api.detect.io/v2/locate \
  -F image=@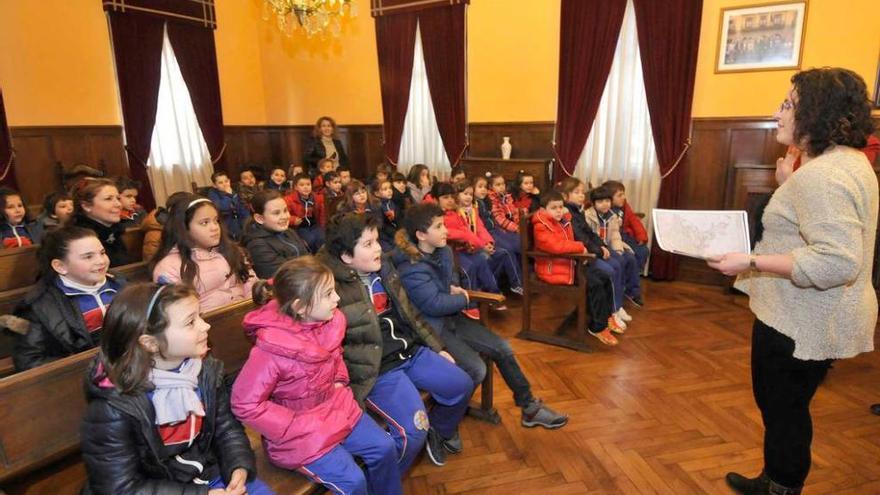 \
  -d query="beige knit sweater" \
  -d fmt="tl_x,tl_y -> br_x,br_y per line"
735,146 -> 878,360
